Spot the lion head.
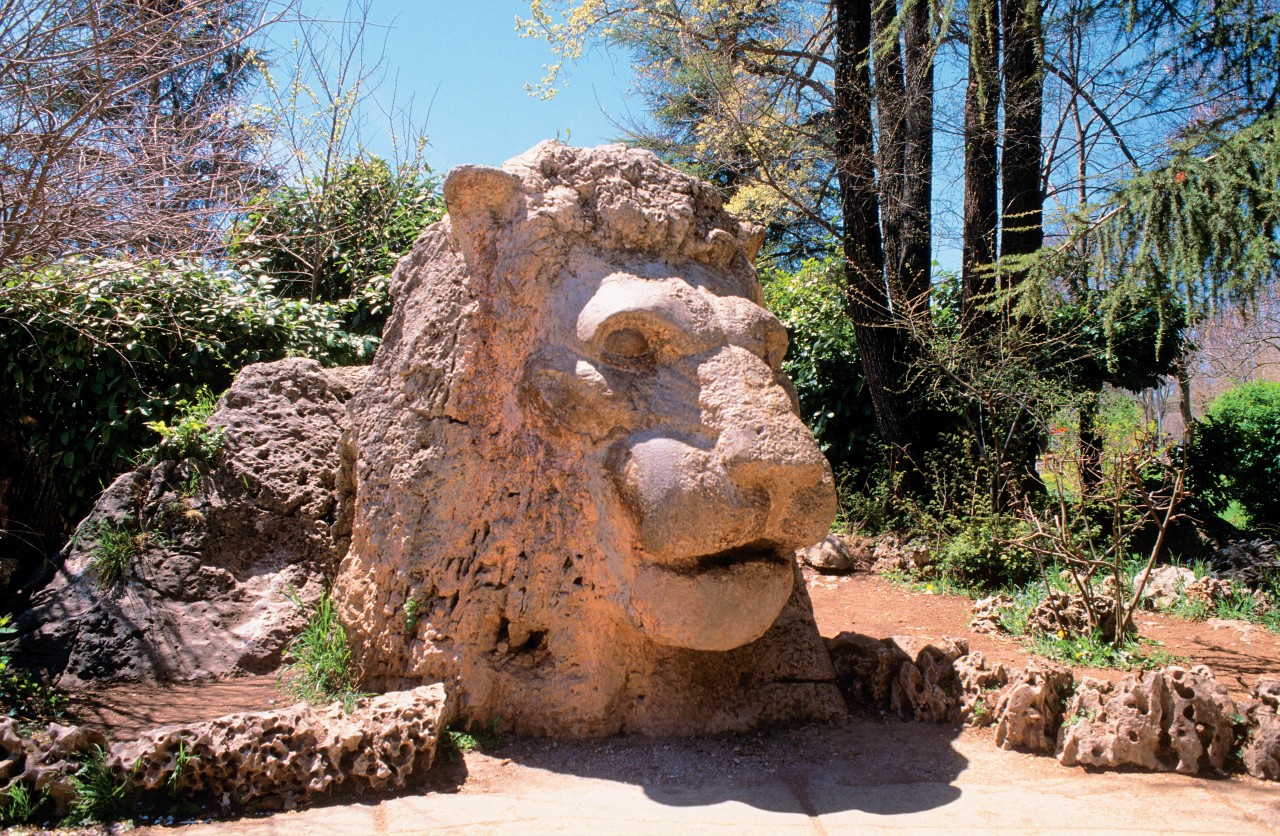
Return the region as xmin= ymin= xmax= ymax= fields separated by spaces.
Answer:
xmin=333 ymin=142 xmax=842 ymax=735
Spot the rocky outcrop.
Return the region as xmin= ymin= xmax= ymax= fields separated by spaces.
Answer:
xmin=0 ymin=719 xmax=106 ymax=813
xmin=969 ymin=594 xmax=1013 ymax=635
xmin=1140 ymin=565 xmax=1196 ymax=610
xmin=331 ymin=142 xmax=844 ymax=736
xmin=888 ymin=637 xmax=970 ymax=724
xmin=1058 ymin=666 xmax=1237 ymax=775
xmin=14 ymin=358 xmax=364 ymax=686
xmin=1240 ymin=678 xmax=1280 ymax=781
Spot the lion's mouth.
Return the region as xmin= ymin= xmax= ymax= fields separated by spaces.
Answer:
xmin=691 ymin=540 xmax=790 ymax=573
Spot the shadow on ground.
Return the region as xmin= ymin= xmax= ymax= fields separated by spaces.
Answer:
xmin=487 ymin=716 xmax=967 ymax=818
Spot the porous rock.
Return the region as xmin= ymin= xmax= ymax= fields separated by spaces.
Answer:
xmin=0 ymin=719 xmax=106 ymax=812
xmin=1140 ymin=565 xmax=1196 ymax=610
xmin=954 ymin=651 xmax=1008 ymax=726
xmin=110 ymin=684 xmax=446 ymax=811
xmin=15 ymin=358 xmax=364 ymax=685
xmin=1240 ymin=678 xmax=1280 ymax=781
xmin=994 ymin=660 xmax=1072 ymax=752
xmin=825 ymin=632 xmax=975 ymax=723
xmin=800 ymin=533 xmax=868 ymax=574
xmin=1025 ymin=589 xmax=1127 ymax=639
xmin=1058 ymin=666 xmax=1236 ymax=774
xmin=870 ymin=537 xmax=934 ymax=575
xmin=969 ymin=594 xmax=1014 ymax=634
xmin=332 ymin=142 xmax=844 ymax=736
xmin=889 ymin=636 xmax=969 ymax=723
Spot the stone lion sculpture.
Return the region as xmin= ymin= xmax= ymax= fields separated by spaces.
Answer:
xmin=333 ymin=142 xmax=845 ymax=736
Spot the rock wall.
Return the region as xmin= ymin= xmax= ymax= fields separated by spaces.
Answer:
xmin=14 ymin=358 xmax=364 ymax=685
xmin=332 ymin=141 xmax=844 ymax=736
xmin=0 ymin=685 xmax=446 ymax=816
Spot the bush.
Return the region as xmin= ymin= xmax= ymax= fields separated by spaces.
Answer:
xmin=1190 ymin=381 xmax=1280 ymax=529
xmin=937 ymin=516 xmax=1037 ymax=591
xmin=0 ymin=260 xmax=376 ymax=520
xmin=760 ymin=254 xmax=880 ymax=478
xmin=229 ymin=155 xmax=445 ymax=336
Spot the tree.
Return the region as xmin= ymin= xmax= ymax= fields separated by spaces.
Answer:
xmin=0 ymin=0 xmax=277 ymax=284
xmin=523 ymin=0 xmax=942 ymax=481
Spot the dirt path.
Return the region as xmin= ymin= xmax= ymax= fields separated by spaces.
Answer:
xmin=805 ymin=568 xmax=1280 ymax=698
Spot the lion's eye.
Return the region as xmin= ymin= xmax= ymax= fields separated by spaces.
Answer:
xmin=601 ymin=327 xmax=654 ymax=362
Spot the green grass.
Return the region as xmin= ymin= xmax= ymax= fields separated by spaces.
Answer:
xmin=0 ymin=782 xmax=49 ymax=827
xmin=66 ymin=746 xmax=135 ymax=826
xmin=1027 ymin=629 xmax=1182 ymax=671
xmin=403 ymin=597 xmax=423 ymax=633
xmin=280 ymin=589 xmax=363 ymax=711
xmin=87 ymin=519 xmax=143 ymax=588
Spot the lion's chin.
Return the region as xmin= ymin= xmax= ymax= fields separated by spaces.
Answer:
xmin=627 ymin=545 xmax=794 ymax=651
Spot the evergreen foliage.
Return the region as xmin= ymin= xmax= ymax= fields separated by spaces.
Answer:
xmin=0 ymin=260 xmax=374 ymax=518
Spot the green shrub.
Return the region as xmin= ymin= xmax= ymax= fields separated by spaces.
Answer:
xmin=229 ymin=155 xmax=445 ymax=336
xmin=280 ymin=589 xmax=360 ymax=710
xmin=1190 ymin=381 xmax=1280 ymax=529
xmin=937 ymin=516 xmax=1037 ymax=591
xmin=0 ymin=259 xmax=376 ymax=520
xmin=760 ymin=254 xmax=880 ymax=479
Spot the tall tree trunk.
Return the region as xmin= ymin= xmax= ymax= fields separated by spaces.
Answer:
xmin=962 ymin=0 xmax=1000 ymax=332
xmin=1002 ymin=0 xmax=1045 ymax=497
xmin=872 ymin=0 xmax=907 ymax=310
xmin=834 ymin=0 xmax=923 ymax=484
xmin=902 ymin=0 xmax=934 ymax=312
xmin=1000 ymin=0 xmax=1044 ymax=271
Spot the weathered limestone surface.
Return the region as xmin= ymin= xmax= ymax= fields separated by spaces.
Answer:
xmin=994 ymin=660 xmax=1071 ymax=752
xmin=15 ymin=358 xmax=363 ymax=685
xmin=1058 ymin=666 xmax=1237 ymax=774
xmin=332 ymin=141 xmax=844 ymax=736
xmin=0 ymin=719 xmax=106 ymax=812
xmin=0 ymin=686 xmax=446 ymax=815
xmin=1240 ymin=678 xmax=1280 ymax=781
xmin=113 ymin=684 xmax=446 ymax=811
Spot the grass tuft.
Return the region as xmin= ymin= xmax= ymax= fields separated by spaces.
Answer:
xmin=280 ymin=588 xmax=363 ymax=711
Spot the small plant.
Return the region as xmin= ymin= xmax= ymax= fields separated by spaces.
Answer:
xmin=403 ymin=597 xmax=423 ymax=633
xmin=144 ymin=387 xmax=226 ymax=465
xmin=67 ymin=745 xmax=135 ymax=825
xmin=441 ymin=720 xmax=503 ymax=760
xmin=0 ymin=782 xmax=49 ymax=826
xmin=87 ymin=519 xmax=146 ymax=588
xmin=1029 ymin=629 xmax=1180 ymax=671
xmin=280 ymin=588 xmax=362 ymax=710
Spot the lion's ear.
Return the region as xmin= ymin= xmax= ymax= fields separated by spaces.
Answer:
xmin=443 ymin=165 xmax=524 ymax=265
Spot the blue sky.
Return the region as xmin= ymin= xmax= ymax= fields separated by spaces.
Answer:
xmin=289 ymin=1 xmax=636 ymax=171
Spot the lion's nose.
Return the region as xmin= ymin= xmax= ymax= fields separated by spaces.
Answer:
xmin=717 ymin=400 xmax=836 ymax=550
xmin=719 ymin=419 xmax=829 ymax=493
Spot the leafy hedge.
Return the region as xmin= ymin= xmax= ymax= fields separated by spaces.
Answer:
xmin=1190 ymin=380 xmax=1280 ymax=529
xmin=0 ymin=260 xmax=375 ymax=520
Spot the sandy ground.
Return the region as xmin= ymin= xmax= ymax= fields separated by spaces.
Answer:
xmin=155 ymin=722 xmax=1280 ymax=835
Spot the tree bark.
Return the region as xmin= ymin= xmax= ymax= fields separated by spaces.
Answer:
xmin=872 ymin=0 xmax=907 ymax=308
xmin=1000 ymin=0 xmax=1044 ymax=270
xmin=962 ymin=0 xmax=1000 ymax=331
xmin=902 ymin=0 xmax=934 ymax=311
xmin=834 ymin=0 xmax=924 ymax=480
